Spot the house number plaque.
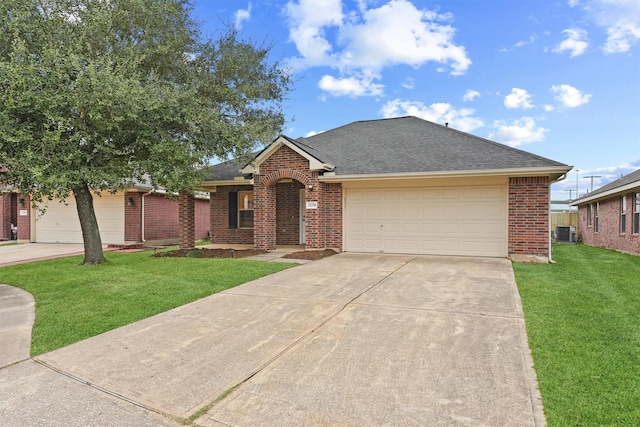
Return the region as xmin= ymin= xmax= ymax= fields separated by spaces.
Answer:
xmin=306 ymin=201 xmax=318 ymax=209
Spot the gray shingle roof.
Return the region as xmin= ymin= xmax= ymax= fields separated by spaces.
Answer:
xmin=573 ymin=169 xmax=640 ymax=203
xmin=206 ymin=116 xmax=569 ymax=181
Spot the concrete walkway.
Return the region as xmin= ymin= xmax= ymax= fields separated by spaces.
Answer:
xmin=0 ymin=253 xmax=545 ymax=426
xmin=0 ymin=285 xmax=34 ymax=368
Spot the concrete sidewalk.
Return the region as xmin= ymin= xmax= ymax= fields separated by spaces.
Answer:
xmin=0 ymin=253 xmax=545 ymax=426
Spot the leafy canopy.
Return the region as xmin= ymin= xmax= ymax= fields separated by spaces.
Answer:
xmin=0 ymin=0 xmax=292 ymax=201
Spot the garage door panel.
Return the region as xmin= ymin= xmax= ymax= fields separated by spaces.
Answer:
xmin=35 ymin=195 xmax=125 ymax=244
xmin=345 ymin=185 xmax=507 ymax=257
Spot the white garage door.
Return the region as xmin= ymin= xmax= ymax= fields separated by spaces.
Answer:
xmin=344 ymin=185 xmax=508 ymax=257
xmin=34 ymin=194 xmax=125 ymax=244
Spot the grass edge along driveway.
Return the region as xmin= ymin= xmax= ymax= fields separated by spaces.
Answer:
xmin=0 ymin=251 xmax=295 ymax=356
xmin=513 ymin=244 xmax=640 ymax=427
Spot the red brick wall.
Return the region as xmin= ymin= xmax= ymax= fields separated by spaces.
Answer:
xmin=178 ymin=193 xmax=195 ymax=249
xmin=144 ymin=194 xmax=179 ymax=240
xmin=124 ymin=192 xmax=210 ymax=243
xmin=508 ymin=176 xmax=550 ymax=258
xmin=322 ymin=182 xmax=343 ymax=250
xmin=15 ymin=195 xmax=30 ymax=241
xmin=124 ymin=192 xmax=142 ymax=241
xmin=209 ymin=185 xmax=254 ymax=244
xmin=1 ymin=193 xmax=10 ymax=240
xmin=577 ymin=192 xmax=640 ymax=254
xmin=210 ymin=145 xmax=345 ymax=251
xmin=255 ymin=145 xmax=314 ymax=250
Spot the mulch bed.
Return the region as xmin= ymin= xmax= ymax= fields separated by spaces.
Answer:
xmin=282 ymin=249 xmax=338 ymax=260
xmin=153 ymin=248 xmax=266 ymax=258
xmin=153 ymin=248 xmax=338 ymax=260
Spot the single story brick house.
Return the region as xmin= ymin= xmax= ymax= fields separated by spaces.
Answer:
xmin=570 ymin=169 xmax=640 ymax=254
xmin=203 ymin=116 xmax=572 ymax=262
xmin=1 ymin=184 xmax=210 ymax=245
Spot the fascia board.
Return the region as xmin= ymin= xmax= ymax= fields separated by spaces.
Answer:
xmin=319 ymin=166 xmax=573 ymax=183
xmin=200 ymin=179 xmax=253 ymax=191
xmin=570 ymin=181 xmax=640 ymax=206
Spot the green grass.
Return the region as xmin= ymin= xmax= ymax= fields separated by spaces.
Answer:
xmin=0 ymin=251 xmax=295 ymax=356
xmin=513 ymin=244 xmax=640 ymax=426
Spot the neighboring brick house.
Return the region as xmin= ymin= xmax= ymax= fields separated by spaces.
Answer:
xmin=203 ymin=116 xmax=572 ymax=262
xmin=570 ymin=169 xmax=640 ymax=255
xmin=0 ymin=183 xmax=210 ymax=244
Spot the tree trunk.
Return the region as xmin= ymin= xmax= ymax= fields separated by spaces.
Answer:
xmin=73 ymin=183 xmax=107 ymax=265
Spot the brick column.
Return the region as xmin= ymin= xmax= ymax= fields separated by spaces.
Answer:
xmin=304 ymin=173 xmax=321 ymax=249
xmin=1 ymin=193 xmax=9 ymax=240
xmin=179 ymin=192 xmax=195 ymax=249
xmin=254 ymin=177 xmax=277 ymax=250
xmin=124 ymin=192 xmax=142 ymax=242
xmin=16 ymin=195 xmax=30 ymax=241
xmin=508 ymin=176 xmax=549 ymax=261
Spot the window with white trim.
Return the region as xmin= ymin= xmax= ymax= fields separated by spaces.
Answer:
xmin=587 ymin=204 xmax=592 ymax=227
xmin=620 ymin=195 xmax=627 ymax=234
xmin=634 ymin=192 xmax=640 ymax=234
xmin=594 ymin=202 xmax=599 ymax=232
xmin=238 ymin=191 xmax=254 ymax=228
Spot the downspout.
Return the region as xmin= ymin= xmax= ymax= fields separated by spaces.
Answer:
xmin=548 ymin=173 xmax=569 ymax=263
xmin=140 ymin=190 xmax=153 ymax=242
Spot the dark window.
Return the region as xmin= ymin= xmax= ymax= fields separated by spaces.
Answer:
xmin=595 ymin=202 xmax=599 ymax=232
xmin=587 ymin=204 xmax=592 ymax=227
xmin=633 ymin=192 xmax=640 ymax=234
xmin=620 ymin=195 xmax=627 ymax=234
xmin=228 ymin=191 xmax=238 ymax=229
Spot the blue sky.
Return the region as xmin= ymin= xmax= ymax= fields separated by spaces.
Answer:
xmin=192 ymin=0 xmax=640 ymax=202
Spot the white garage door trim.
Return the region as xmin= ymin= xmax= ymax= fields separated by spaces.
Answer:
xmin=344 ymin=184 xmax=508 ymax=257
xmin=34 ymin=194 xmax=125 ymax=244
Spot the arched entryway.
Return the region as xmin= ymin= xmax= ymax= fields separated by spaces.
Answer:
xmin=254 ymin=168 xmax=319 ymax=250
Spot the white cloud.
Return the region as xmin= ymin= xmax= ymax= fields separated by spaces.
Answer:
xmin=488 ymin=117 xmax=547 ymax=147
xmin=380 ymin=99 xmax=484 ymax=133
xmin=285 ymin=0 xmax=344 ymax=67
xmin=553 ymin=28 xmax=589 ymax=57
xmin=462 ymin=89 xmax=480 ymax=102
xmin=402 ymin=77 xmax=415 ymax=89
xmin=544 ymin=104 xmax=555 ymax=112
xmin=582 ymin=0 xmax=640 ymax=53
xmin=285 ymin=0 xmax=471 ymax=97
xmin=318 ymin=74 xmax=384 ymax=97
xmin=550 ymin=84 xmax=591 ymax=108
xmin=515 ymin=34 xmax=538 ymax=48
xmin=504 ymin=88 xmax=534 ymax=109
xmin=235 ymin=3 xmax=252 ymax=30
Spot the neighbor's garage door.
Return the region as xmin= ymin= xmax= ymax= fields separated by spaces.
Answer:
xmin=344 ymin=185 xmax=507 ymax=257
xmin=34 ymin=194 xmax=125 ymax=244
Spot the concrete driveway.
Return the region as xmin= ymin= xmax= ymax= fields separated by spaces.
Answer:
xmin=0 ymin=243 xmax=86 ymax=267
xmin=0 ymin=253 xmax=544 ymax=426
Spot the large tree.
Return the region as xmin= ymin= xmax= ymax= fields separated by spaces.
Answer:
xmin=0 ymin=0 xmax=291 ymax=264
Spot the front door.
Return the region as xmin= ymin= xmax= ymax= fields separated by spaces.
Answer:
xmin=299 ymin=188 xmax=306 ymax=244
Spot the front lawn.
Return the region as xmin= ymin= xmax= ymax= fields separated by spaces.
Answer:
xmin=513 ymin=244 xmax=640 ymax=426
xmin=0 ymin=251 xmax=295 ymax=356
